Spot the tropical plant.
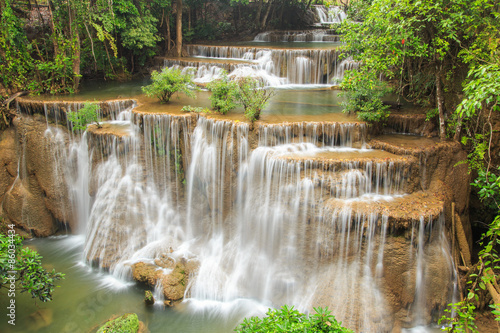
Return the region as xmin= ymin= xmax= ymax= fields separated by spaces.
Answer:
xmin=207 ymin=71 xmax=240 ymax=114
xmin=67 ymin=102 xmax=102 ymax=131
xmin=340 ymin=69 xmax=391 ymax=123
xmin=236 ymin=77 xmax=274 ymax=122
xmin=235 ymin=305 xmax=353 ymax=333
xmin=340 ymin=0 xmax=499 ymax=139
xmin=142 ymin=67 xmax=197 ymax=103
xmin=0 ymin=229 xmax=65 ymax=303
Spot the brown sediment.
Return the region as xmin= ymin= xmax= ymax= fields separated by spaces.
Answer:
xmin=324 ymin=191 xmax=444 ymax=227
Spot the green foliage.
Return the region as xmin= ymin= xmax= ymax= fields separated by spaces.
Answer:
xmin=471 ymin=167 xmax=500 ymax=210
xmin=118 ymin=9 xmax=159 ymax=55
xmin=97 ymin=313 xmax=139 ymax=333
xmin=67 ymin=102 xmax=102 ymax=131
xmin=207 ymin=71 xmax=240 ymax=114
xmin=425 ymin=108 xmax=439 ymax=122
xmin=235 ymin=305 xmax=353 ymax=333
xmin=0 ymin=231 xmax=65 ymax=303
xmin=142 ymin=68 xmax=197 ymax=103
xmin=456 ymin=65 xmax=500 ymax=123
xmin=236 ymin=77 xmax=274 ymax=122
xmin=181 ymin=105 xmax=210 ymax=113
xmin=0 ymin=0 xmax=34 ymax=92
xmin=439 ymin=301 xmax=478 ymax=332
xmin=340 ymin=69 xmax=391 ymax=123
xmin=340 ymin=0 xmax=500 ymax=137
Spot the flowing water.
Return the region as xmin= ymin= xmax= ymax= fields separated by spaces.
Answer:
xmin=3 ymin=20 xmax=457 ymax=332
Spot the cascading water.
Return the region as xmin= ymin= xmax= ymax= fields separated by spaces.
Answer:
xmin=10 ymin=93 xmax=461 ymax=332
xmin=8 ymin=8 xmax=461 ymax=326
xmin=314 ymin=5 xmax=347 ymax=25
xmin=165 ymin=44 xmax=344 ymax=87
xmin=253 ymin=30 xmax=341 ymax=43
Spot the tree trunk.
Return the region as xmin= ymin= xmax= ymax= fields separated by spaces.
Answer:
xmin=72 ymin=31 xmax=81 ymax=91
xmin=261 ymin=0 xmax=273 ymax=30
xmin=166 ymin=14 xmax=171 ymax=51
xmin=255 ymin=0 xmax=264 ymax=29
xmin=47 ymin=1 xmax=59 ymax=57
xmin=69 ymin=4 xmax=80 ymax=91
xmin=176 ymin=0 xmax=182 ymax=58
xmin=436 ymin=64 xmax=446 ymax=140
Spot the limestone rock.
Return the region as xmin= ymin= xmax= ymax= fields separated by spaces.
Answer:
xmin=28 ymin=309 xmax=53 ymax=331
xmin=132 ymin=256 xmax=193 ymax=303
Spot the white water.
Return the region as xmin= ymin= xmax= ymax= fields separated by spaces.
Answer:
xmin=253 ymin=30 xmax=340 ymax=43
xmin=168 ymin=45 xmax=343 ymax=86
xmin=29 ymin=103 xmax=453 ymax=331
xmin=314 ymin=5 xmax=347 ymax=25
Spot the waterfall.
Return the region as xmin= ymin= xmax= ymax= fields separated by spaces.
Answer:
xmin=14 ymin=89 xmax=458 ymax=331
xmin=253 ymin=30 xmax=340 ymax=43
xmin=314 ymin=5 xmax=347 ymax=25
xmin=177 ymin=45 xmax=342 ymax=86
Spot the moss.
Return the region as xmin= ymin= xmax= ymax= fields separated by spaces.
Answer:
xmin=144 ymin=290 xmax=155 ymax=305
xmin=97 ymin=313 xmax=139 ymax=333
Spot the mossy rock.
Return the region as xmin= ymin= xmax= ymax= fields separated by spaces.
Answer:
xmin=97 ymin=313 xmax=139 ymax=333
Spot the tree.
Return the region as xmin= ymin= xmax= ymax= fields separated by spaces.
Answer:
xmin=340 ymin=69 xmax=391 ymax=123
xmin=176 ymin=0 xmax=183 ymax=57
xmin=207 ymin=70 xmax=240 ymax=114
xmin=67 ymin=102 xmax=102 ymax=131
xmin=0 ymin=227 xmax=65 ymax=303
xmin=236 ymin=77 xmax=273 ymax=122
xmin=235 ymin=305 xmax=353 ymax=333
xmin=340 ymin=0 xmax=489 ymax=139
xmin=142 ymin=67 xmax=197 ymax=103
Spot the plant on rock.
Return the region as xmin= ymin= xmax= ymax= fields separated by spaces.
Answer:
xmin=235 ymin=305 xmax=353 ymax=333
xmin=67 ymin=102 xmax=102 ymax=131
xmin=236 ymin=77 xmax=274 ymax=122
xmin=340 ymin=69 xmax=391 ymax=123
xmin=207 ymin=71 xmax=240 ymax=114
xmin=142 ymin=67 xmax=197 ymax=103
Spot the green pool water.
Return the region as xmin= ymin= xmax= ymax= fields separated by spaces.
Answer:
xmin=0 ymin=236 xmax=264 ymax=333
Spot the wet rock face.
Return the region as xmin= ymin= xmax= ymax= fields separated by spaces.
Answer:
xmin=0 ymin=116 xmax=73 ymax=235
xmin=0 ymin=128 xmax=17 ymax=205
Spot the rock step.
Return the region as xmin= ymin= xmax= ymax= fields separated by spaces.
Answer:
xmin=322 ymin=190 xmax=444 ymax=229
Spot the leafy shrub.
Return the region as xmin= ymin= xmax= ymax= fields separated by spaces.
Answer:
xmin=235 ymin=305 xmax=353 ymax=333
xmin=67 ymin=102 xmax=101 ymax=131
xmin=181 ymin=105 xmax=210 ymax=113
xmin=439 ymin=301 xmax=479 ymax=332
xmin=97 ymin=313 xmax=139 ymax=333
xmin=207 ymin=71 xmax=240 ymax=114
xmin=340 ymin=69 xmax=391 ymax=123
xmin=236 ymin=77 xmax=274 ymax=122
xmin=0 ymin=230 xmax=65 ymax=302
xmin=142 ymin=67 xmax=197 ymax=103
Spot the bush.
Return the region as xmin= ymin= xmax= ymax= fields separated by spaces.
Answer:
xmin=235 ymin=305 xmax=353 ymax=333
xmin=340 ymin=69 xmax=391 ymax=123
xmin=207 ymin=71 xmax=240 ymax=114
xmin=236 ymin=77 xmax=274 ymax=122
xmin=67 ymin=102 xmax=101 ymax=131
xmin=181 ymin=105 xmax=210 ymax=113
xmin=142 ymin=67 xmax=197 ymax=103
xmin=0 ymin=228 xmax=65 ymax=303
xmin=97 ymin=313 xmax=139 ymax=333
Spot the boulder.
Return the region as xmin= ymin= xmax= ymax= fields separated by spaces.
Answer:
xmin=96 ymin=313 xmax=140 ymax=333
xmin=132 ymin=255 xmax=193 ymax=304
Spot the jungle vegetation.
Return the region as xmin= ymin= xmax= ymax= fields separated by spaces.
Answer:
xmin=1 ymin=0 xmax=500 ymax=328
